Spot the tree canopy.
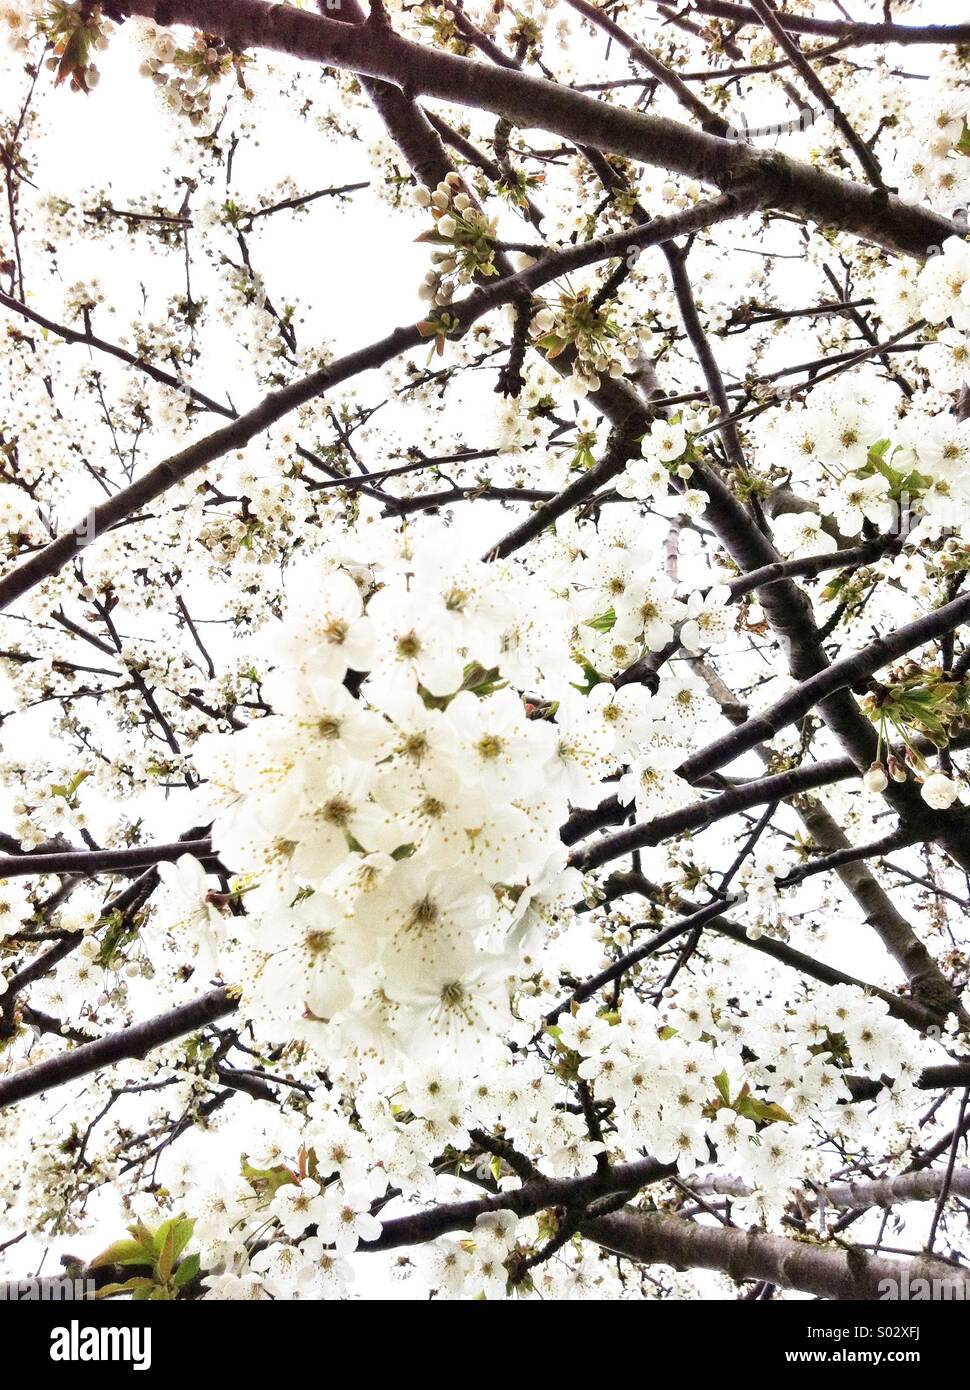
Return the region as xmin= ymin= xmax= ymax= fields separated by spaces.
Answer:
xmin=1 ymin=0 xmax=970 ymax=1303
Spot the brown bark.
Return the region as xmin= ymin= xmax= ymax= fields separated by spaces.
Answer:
xmin=116 ymin=0 xmax=958 ymax=256
xmin=584 ymin=1208 xmax=970 ymax=1299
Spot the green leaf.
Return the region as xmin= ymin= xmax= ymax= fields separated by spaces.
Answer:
xmin=584 ymin=608 xmax=617 ymax=634
xmin=50 ymin=769 xmax=92 ymax=803
xmin=125 ymin=1219 xmax=161 ymax=1263
xmin=53 ymin=27 xmax=92 ymax=91
xmin=536 ymin=333 xmax=567 ymax=358
xmin=820 ymin=572 xmax=849 ymax=603
xmin=570 ymin=658 xmax=606 ymax=695
xmin=459 ymin=661 xmax=506 ymax=698
xmin=152 ymin=1217 xmax=177 ymax=1255
xmin=96 ymin=1277 xmax=156 ymax=1299
xmin=172 ymin=1217 xmax=195 ymax=1262
xmin=95 ymin=909 xmax=137 ymax=969
xmin=714 ymin=1069 xmax=731 ymax=1105
xmin=736 ymin=1095 xmax=794 ymax=1125
xmin=173 ymin=1253 xmax=201 ymax=1290
xmin=156 ymin=1227 xmax=176 ymax=1284
xmin=241 ymin=1155 xmax=297 ymax=1197
xmin=957 ymin=123 xmax=970 ymax=156
xmin=89 ymin=1239 xmax=154 ymax=1270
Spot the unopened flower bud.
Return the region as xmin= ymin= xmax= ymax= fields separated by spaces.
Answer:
xmin=863 ymin=762 xmax=888 ymax=793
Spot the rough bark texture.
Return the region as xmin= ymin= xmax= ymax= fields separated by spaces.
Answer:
xmin=584 ymin=1208 xmax=970 ymax=1299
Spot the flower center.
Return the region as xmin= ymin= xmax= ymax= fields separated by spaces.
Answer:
xmin=322 ymin=796 xmax=352 ymax=827
xmin=306 ymin=930 xmax=334 ymax=960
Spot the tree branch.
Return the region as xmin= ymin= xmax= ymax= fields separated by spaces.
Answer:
xmin=0 ymin=989 xmax=238 ymax=1110
xmin=114 ymin=0 xmax=959 ymax=256
xmin=583 ymin=1207 xmax=970 ymax=1299
xmin=677 ymin=588 xmax=970 ymax=783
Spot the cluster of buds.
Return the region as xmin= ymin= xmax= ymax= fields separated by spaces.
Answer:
xmin=865 ymin=756 xmax=961 ymax=809
xmin=414 ymin=174 xmax=497 ymax=306
xmin=935 ymin=536 xmax=970 ymax=576
xmin=411 ymin=3 xmax=463 ymax=52
xmin=495 ymin=163 xmax=544 ymax=212
xmin=530 ymin=290 xmax=646 ymax=396
xmin=862 ymin=756 xmax=907 ymax=794
xmin=138 ymin=24 xmax=250 ymax=128
xmin=862 ymin=663 xmax=969 ymax=748
xmin=862 ymin=663 xmax=968 ymax=806
xmin=64 ymin=276 xmax=106 ymax=320
xmin=415 ymin=307 xmax=462 ymax=356
xmin=36 ymin=1 xmax=113 ymax=92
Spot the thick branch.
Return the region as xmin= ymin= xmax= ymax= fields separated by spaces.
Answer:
xmin=0 ymin=839 xmax=214 ymax=879
xmin=583 ymin=1208 xmax=970 ymax=1299
xmin=0 ymin=989 xmax=237 ymax=1109
xmin=362 ymin=1156 xmax=674 ymax=1251
xmin=678 ymin=588 xmax=970 ymax=783
xmin=822 ymin=1169 xmax=970 ymax=1211
xmin=643 ymin=2 xmax=970 ymax=47
xmin=566 ymin=757 xmax=859 ymax=862
xmin=115 ymin=0 xmax=958 ymax=256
